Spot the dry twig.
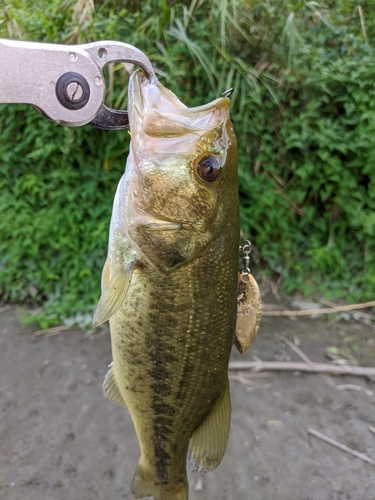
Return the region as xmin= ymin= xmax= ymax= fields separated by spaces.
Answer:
xmin=234 ymin=333 xmax=375 ymax=384
xmin=316 ymin=297 xmax=374 ymax=321
xmin=307 ymin=428 xmax=375 ymax=467
xmin=262 ymin=300 xmax=375 ymax=317
xmin=0 ymin=305 xmax=11 ymax=313
xmin=272 ymin=334 xmax=373 ymax=391
xmin=228 ymin=360 xmax=375 ymax=377
xmin=335 ymin=384 xmax=373 ymax=397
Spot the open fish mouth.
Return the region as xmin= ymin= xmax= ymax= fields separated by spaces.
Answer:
xmin=129 ymin=70 xmax=231 ymax=153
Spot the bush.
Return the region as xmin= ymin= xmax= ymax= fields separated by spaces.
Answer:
xmin=0 ymin=0 xmax=374 ymax=326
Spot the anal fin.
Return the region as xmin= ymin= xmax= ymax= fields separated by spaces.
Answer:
xmin=102 ymin=363 xmax=127 ymax=408
xmin=188 ymin=379 xmax=231 ymax=473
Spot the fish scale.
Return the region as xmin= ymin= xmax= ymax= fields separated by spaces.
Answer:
xmin=110 ymin=234 xmax=238 ymax=491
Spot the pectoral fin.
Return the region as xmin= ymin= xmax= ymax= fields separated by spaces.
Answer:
xmin=102 ymin=363 xmax=127 ymax=408
xmin=235 ymin=273 xmax=262 ymax=354
xmin=101 ymin=257 xmax=111 ymax=291
xmin=93 ymin=260 xmax=135 ymax=327
xmin=188 ymin=380 xmax=231 ymax=473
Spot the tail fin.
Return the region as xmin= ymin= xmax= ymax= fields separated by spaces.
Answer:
xmin=131 ymin=464 xmax=188 ymax=500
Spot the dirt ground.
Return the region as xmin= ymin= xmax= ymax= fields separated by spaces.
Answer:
xmin=1 ymin=304 xmax=375 ymax=500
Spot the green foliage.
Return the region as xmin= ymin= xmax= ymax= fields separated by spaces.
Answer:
xmin=0 ymin=103 xmax=127 ymax=326
xmin=1 ymin=0 xmax=375 ymax=326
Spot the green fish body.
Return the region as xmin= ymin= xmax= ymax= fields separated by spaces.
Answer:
xmin=94 ymin=71 xmax=239 ymax=500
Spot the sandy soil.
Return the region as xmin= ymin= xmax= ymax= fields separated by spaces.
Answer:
xmin=1 ymin=305 xmax=375 ymax=500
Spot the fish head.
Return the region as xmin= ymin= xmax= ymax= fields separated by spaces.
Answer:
xmin=118 ymin=70 xmax=238 ymax=272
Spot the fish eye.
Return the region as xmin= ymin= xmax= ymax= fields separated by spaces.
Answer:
xmin=197 ymin=156 xmax=221 ymax=182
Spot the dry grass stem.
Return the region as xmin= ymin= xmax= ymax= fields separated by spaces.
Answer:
xmin=33 ymin=325 xmax=68 ymax=337
xmin=229 ymin=374 xmax=271 ymax=391
xmin=274 ymin=333 xmax=313 ymax=365
xmin=0 ymin=305 xmax=11 ymax=313
xmin=320 ymin=374 xmax=336 ymax=387
xmin=307 ymin=428 xmax=375 ymax=466
xmin=358 ymin=6 xmax=369 ymax=45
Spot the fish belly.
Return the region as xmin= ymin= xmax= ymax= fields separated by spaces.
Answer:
xmin=109 ymin=232 xmax=238 ymax=492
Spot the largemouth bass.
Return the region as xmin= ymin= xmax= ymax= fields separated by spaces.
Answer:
xmin=94 ymin=70 xmax=240 ymax=500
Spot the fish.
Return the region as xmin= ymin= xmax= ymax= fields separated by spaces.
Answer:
xmin=93 ymin=70 xmax=242 ymax=500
